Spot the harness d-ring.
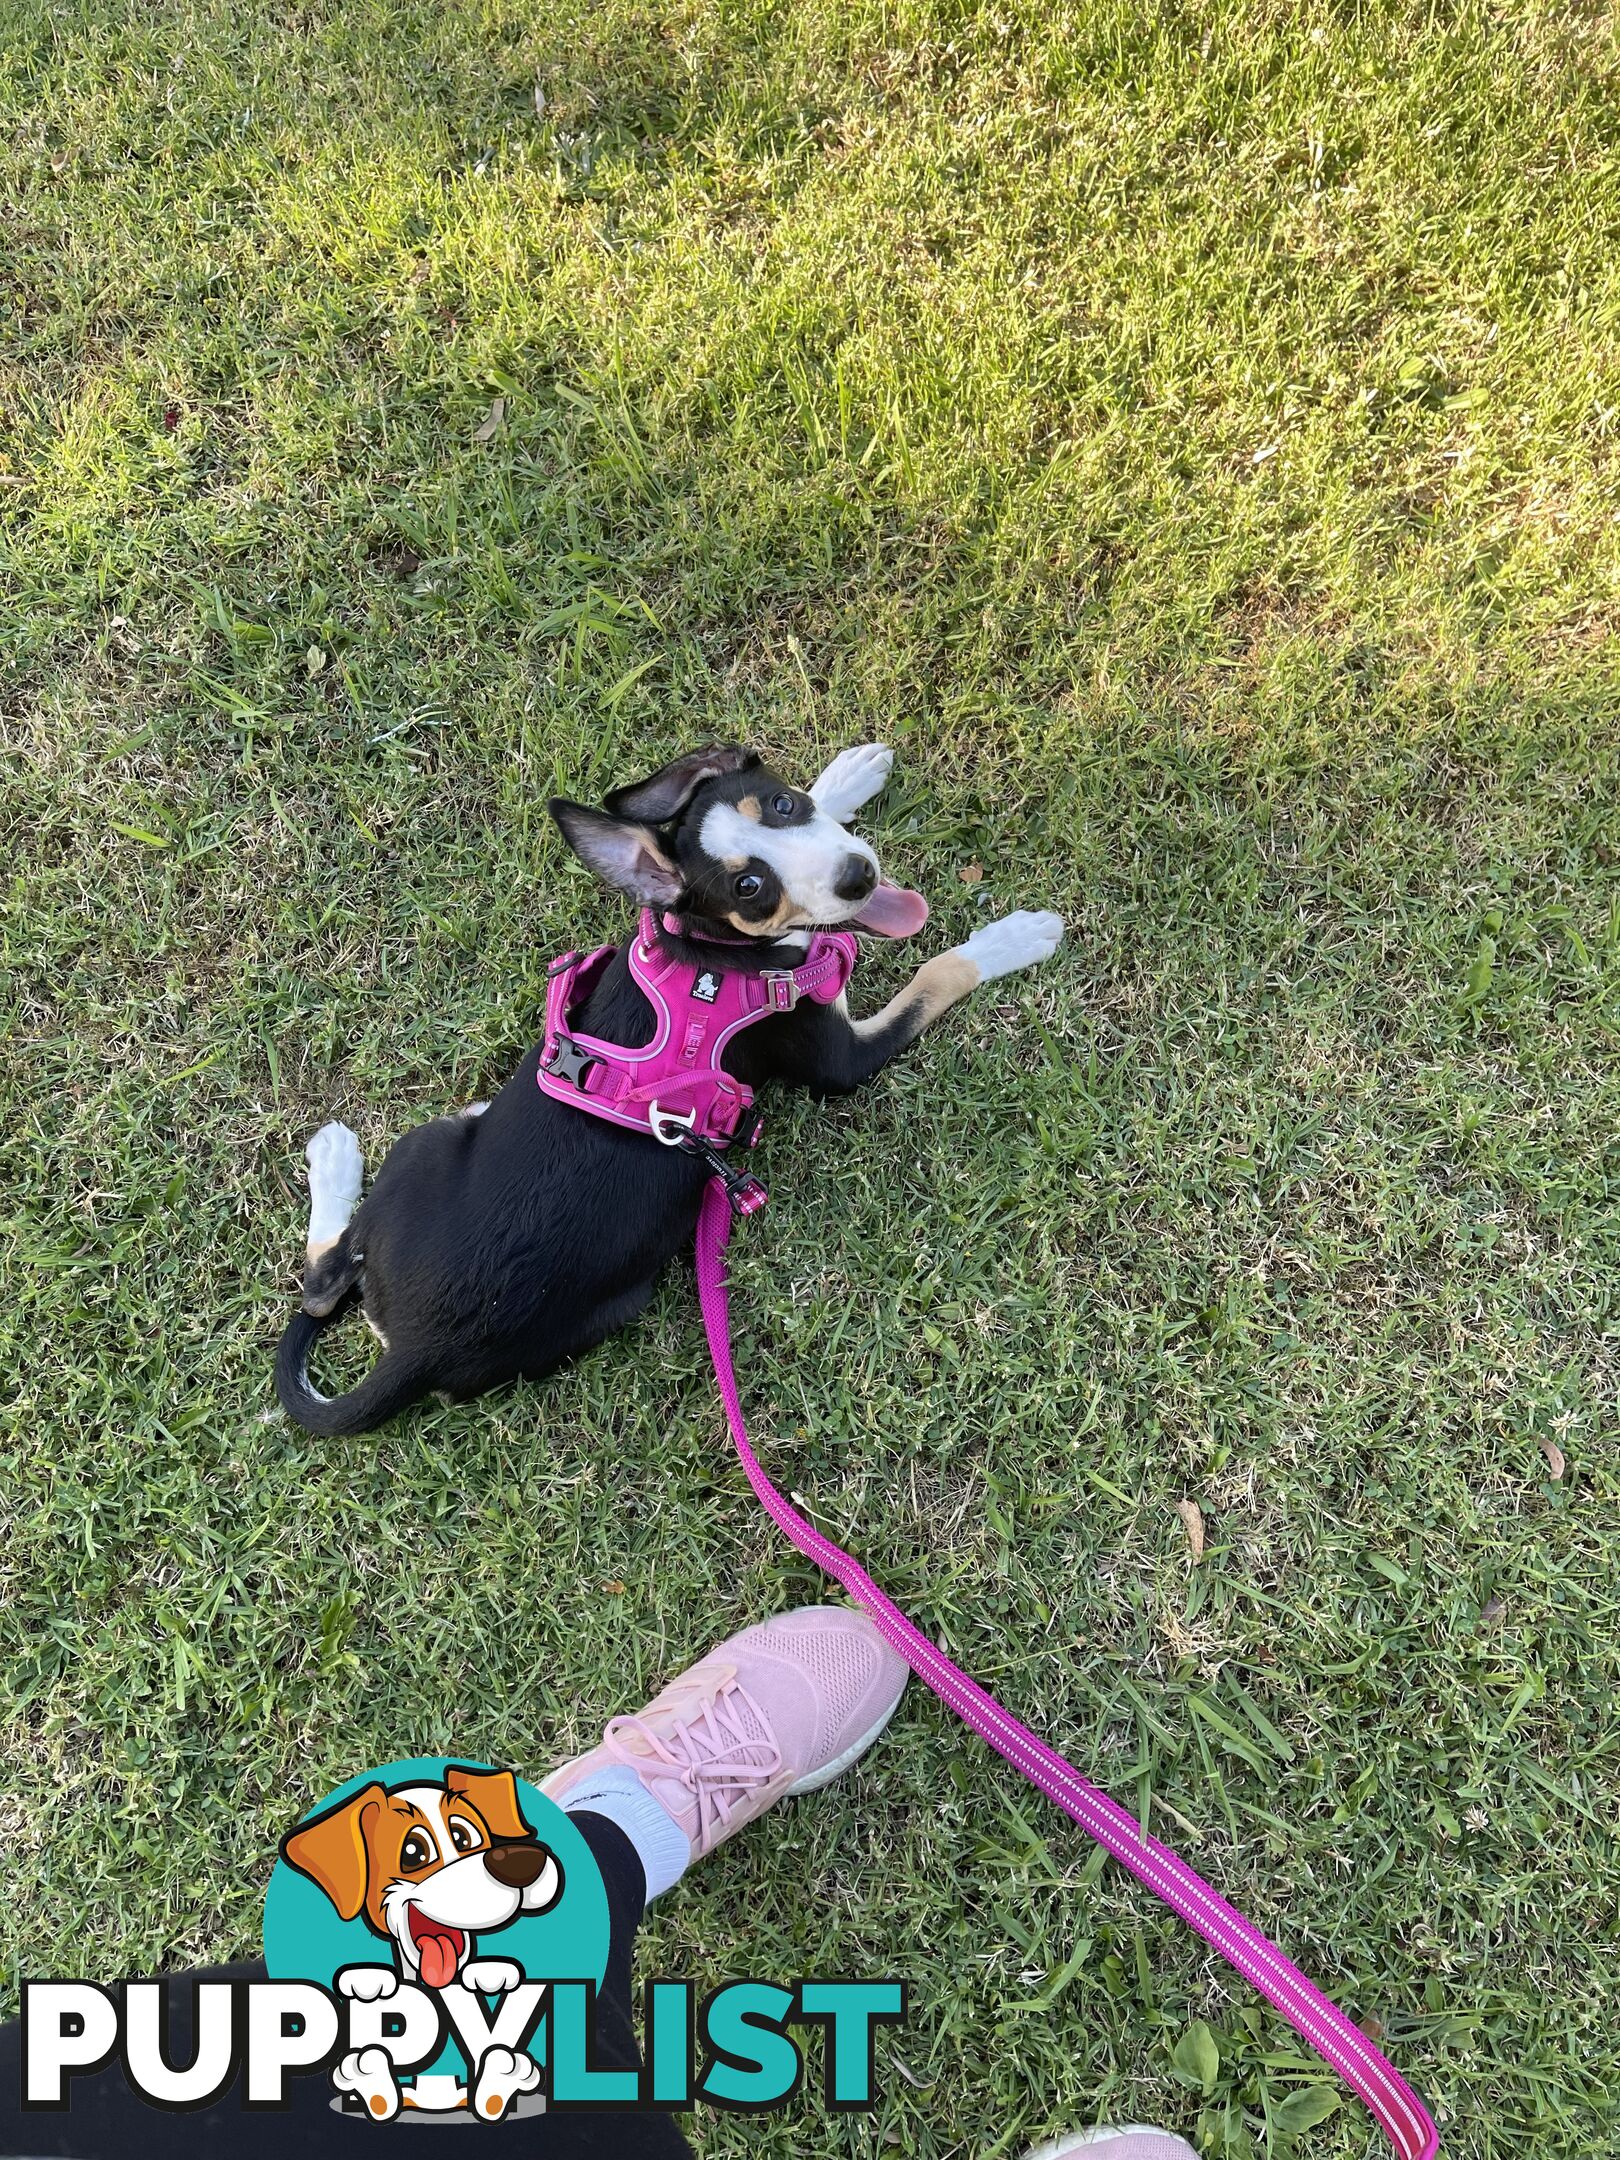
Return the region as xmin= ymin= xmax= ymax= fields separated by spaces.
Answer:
xmin=649 ymin=1101 xmax=698 ymax=1146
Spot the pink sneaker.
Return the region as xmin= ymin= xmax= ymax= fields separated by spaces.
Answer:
xmin=543 ymin=1606 xmax=908 ymax=1872
xmin=1023 ymin=2134 xmax=1199 ymax=2160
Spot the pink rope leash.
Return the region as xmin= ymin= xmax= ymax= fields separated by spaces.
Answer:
xmin=694 ymin=1180 xmax=1438 ymax=2158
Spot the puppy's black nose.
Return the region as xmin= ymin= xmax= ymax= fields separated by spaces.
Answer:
xmin=485 ymin=1840 xmax=549 ymax=1889
xmin=834 ymin=854 xmax=877 ymax=902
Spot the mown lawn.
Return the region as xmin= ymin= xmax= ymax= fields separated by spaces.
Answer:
xmin=3 ymin=0 xmax=1618 ymax=2153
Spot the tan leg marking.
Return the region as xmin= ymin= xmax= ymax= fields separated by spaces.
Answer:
xmin=851 ymin=950 xmax=979 ymax=1040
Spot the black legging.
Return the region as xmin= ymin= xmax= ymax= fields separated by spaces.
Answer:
xmin=0 ymin=1815 xmax=692 ymax=2158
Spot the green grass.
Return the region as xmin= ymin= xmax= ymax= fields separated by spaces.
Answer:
xmin=3 ymin=0 xmax=1619 ymax=2152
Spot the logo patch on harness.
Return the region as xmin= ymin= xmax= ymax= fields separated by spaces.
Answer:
xmin=692 ymin=970 xmax=721 ymax=1004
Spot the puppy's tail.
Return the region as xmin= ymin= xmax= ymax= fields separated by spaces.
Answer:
xmin=274 ymin=1309 xmax=429 ymax=1436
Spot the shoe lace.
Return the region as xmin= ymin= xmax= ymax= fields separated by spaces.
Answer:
xmin=600 ymin=1672 xmax=783 ymax=1843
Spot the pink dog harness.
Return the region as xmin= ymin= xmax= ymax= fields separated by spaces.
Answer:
xmin=539 ymin=909 xmax=856 ymax=1191
xmin=541 ymin=913 xmax=1439 ymax=2158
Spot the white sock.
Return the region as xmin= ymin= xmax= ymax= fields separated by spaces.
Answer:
xmin=561 ymin=1766 xmax=691 ymax=1901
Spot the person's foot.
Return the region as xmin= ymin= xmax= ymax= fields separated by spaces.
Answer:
xmin=542 ymin=1606 xmax=909 ymax=1897
xmin=1022 ymin=2133 xmax=1199 ymax=2160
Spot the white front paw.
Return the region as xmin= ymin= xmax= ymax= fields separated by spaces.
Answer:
xmin=333 ymin=2044 xmax=402 ymax=2120
xmin=337 ymin=1964 xmax=399 ymax=2003
xmin=810 ymin=743 xmax=893 ymax=823
xmin=959 ymin=909 xmax=1065 ymax=983
xmin=461 ymin=1958 xmax=523 ymax=1994
xmin=473 ymin=2043 xmax=542 ymax=2121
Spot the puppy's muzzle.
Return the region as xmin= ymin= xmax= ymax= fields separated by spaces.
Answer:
xmin=484 ymin=1839 xmax=552 ymax=1890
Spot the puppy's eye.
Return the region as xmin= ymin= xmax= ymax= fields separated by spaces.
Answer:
xmin=449 ymin=1820 xmax=479 ymax=1853
xmin=401 ymin=1832 xmax=434 ymax=1870
xmin=733 ymin=873 xmax=763 ymax=899
xmin=771 ymin=793 xmax=795 ymax=817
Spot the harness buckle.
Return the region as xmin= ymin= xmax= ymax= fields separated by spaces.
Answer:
xmin=542 ymin=1034 xmax=598 ymax=1088
xmin=761 ymin=970 xmax=800 ymax=1013
xmin=649 ymin=1100 xmax=699 ymax=1146
xmin=734 ymin=1101 xmax=766 ymax=1151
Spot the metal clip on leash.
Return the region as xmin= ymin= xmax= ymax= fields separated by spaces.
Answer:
xmin=680 ymin=1105 xmax=769 ymax=1217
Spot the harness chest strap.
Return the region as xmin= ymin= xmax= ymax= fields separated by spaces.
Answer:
xmin=692 ymin=1182 xmax=1440 ymax=2160
xmin=538 ymin=909 xmax=857 ymax=1150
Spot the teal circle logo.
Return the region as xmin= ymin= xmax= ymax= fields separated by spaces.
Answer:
xmin=263 ymin=1757 xmax=609 ymax=2120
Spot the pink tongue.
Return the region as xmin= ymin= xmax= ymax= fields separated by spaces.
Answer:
xmin=850 ymin=882 xmax=929 ymax=937
xmin=418 ymin=1929 xmax=459 ymax=1989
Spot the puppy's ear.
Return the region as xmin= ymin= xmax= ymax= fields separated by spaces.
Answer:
xmin=602 ymin=744 xmax=755 ymax=824
xmin=281 ymin=1784 xmax=384 ymax=1923
xmin=444 ymin=1765 xmax=532 ymax=1844
xmin=549 ymin=800 xmax=684 ymax=907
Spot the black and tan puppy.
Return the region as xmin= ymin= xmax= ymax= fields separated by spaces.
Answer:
xmin=275 ymin=743 xmax=1062 ymax=1433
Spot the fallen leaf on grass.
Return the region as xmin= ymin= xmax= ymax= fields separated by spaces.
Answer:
xmin=1174 ymin=1498 xmax=1206 ymax=1561
xmin=958 ymin=862 xmax=983 ymax=883
xmin=472 ymin=396 xmax=506 ymax=442
xmin=1540 ymin=1437 xmax=1565 ymax=1480
xmin=601 ymin=1579 xmax=626 ymax=1596
xmin=371 ymin=543 xmax=422 ymax=579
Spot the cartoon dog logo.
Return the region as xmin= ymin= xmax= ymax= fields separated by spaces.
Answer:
xmin=281 ymin=1764 xmax=564 ymax=2119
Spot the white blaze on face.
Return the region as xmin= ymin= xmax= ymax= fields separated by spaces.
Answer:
xmin=699 ymin=801 xmax=879 ymax=926
xmin=380 ymin=1786 xmax=526 ymax=1988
